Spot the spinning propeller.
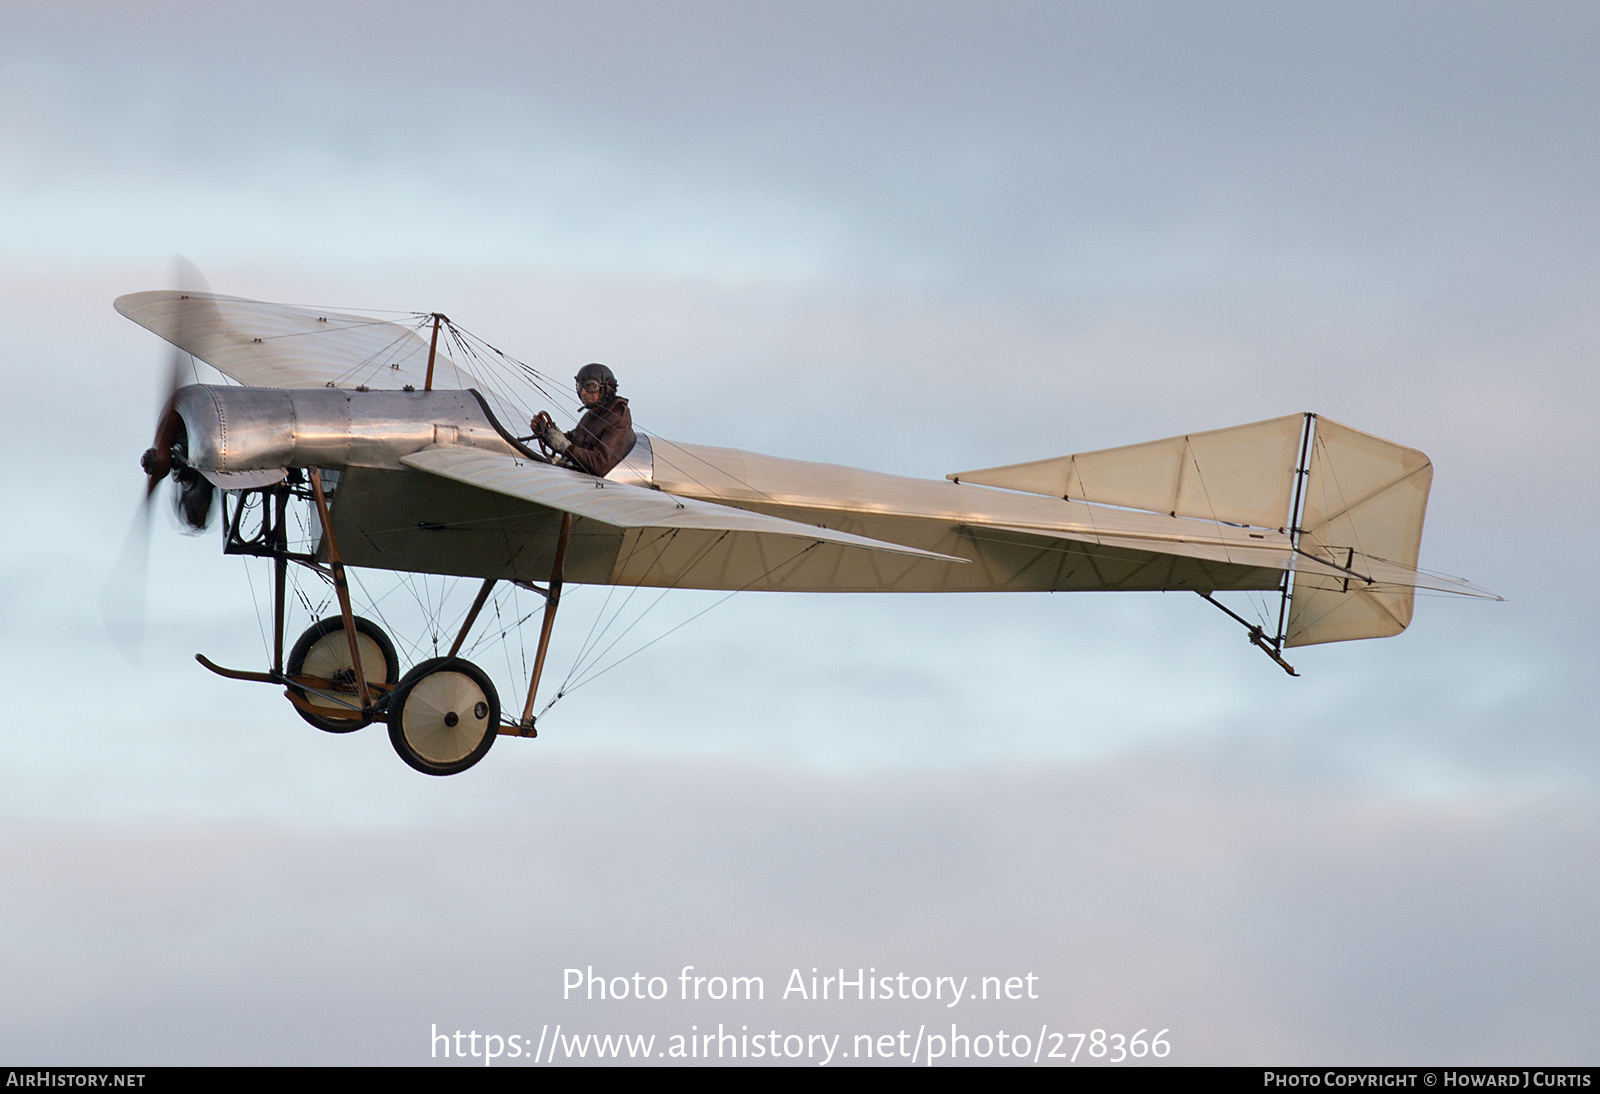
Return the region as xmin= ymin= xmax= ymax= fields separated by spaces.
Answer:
xmin=102 ymin=258 xmax=217 ymax=662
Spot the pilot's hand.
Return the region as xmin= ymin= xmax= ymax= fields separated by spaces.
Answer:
xmin=529 ymin=412 xmax=567 ymax=455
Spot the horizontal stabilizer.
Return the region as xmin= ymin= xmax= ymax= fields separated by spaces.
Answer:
xmin=972 ymin=522 xmax=1339 ymax=582
xmin=1309 ymin=552 xmax=1500 ymax=600
xmin=965 ymin=522 xmax=1499 ymax=601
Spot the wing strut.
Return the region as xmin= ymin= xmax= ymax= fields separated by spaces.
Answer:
xmin=512 ymin=511 xmax=573 ymax=737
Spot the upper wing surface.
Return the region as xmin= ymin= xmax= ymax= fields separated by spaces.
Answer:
xmin=114 ymin=290 xmax=487 ymax=393
xmin=400 ymin=447 xmax=967 ymax=564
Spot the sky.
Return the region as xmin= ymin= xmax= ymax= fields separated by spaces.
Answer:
xmin=0 ymin=0 xmax=1596 ymax=1066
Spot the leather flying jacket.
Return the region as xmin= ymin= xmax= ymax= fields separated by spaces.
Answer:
xmin=562 ymin=396 xmax=636 ymax=477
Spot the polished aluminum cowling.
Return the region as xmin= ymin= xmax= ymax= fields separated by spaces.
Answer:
xmin=170 ymin=385 xmax=522 ymax=473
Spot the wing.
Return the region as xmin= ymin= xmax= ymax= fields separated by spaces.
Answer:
xmin=114 ymin=290 xmax=486 ymax=393
xmin=396 ymin=447 xmax=965 ymax=589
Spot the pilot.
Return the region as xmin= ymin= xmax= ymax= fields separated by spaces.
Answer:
xmin=535 ymin=363 xmax=637 ymax=478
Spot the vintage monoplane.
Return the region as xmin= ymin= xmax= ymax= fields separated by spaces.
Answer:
xmin=115 ymin=289 xmax=1497 ymax=776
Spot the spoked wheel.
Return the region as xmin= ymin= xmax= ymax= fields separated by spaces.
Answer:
xmin=387 ymin=657 xmax=500 ymax=776
xmin=285 ymin=616 xmax=400 ymax=733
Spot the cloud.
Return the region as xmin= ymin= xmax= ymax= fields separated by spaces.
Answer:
xmin=0 ymin=2 xmax=1595 ymax=1064
xmin=1 ymin=753 xmax=1593 ymax=1064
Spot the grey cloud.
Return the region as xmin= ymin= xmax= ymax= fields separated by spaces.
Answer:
xmin=0 ymin=2 xmax=1592 ymax=1064
xmin=1 ymin=755 xmax=1594 ymax=1064
xmin=7 ymin=3 xmax=1600 ymax=289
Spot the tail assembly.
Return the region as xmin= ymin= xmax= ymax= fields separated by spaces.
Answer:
xmin=949 ymin=413 xmax=1499 ymax=669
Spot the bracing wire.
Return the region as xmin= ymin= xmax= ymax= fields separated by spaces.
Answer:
xmin=240 ymin=551 xmax=271 ymax=661
xmin=539 ymin=540 xmax=826 ymax=716
xmin=550 ymin=527 xmax=737 ymax=699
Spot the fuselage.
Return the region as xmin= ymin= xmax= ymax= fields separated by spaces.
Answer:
xmin=171 ymin=383 xmax=1287 ymax=596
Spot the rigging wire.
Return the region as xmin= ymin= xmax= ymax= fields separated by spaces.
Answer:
xmin=240 ymin=550 xmax=271 ymax=662
xmin=436 ymin=312 xmax=794 ymax=518
xmin=556 ymin=529 xmax=673 ymax=686
xmin=211 ymin=300 xmax=1424 ymax=725
xmin=232 ymin=297 xmax=799 ymax=527
xmin=550 ymin=526 xmax=739 ymax=698
xmin=540 ymin=540 xmax=826 ymax=716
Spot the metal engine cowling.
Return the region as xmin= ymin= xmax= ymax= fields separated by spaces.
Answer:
xmin=169 ymin=385 xmax=522 ymax=478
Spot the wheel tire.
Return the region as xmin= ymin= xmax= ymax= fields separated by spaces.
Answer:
xmin=285 ymin=616 xmax=400 ymax=733
xmin=387 ymin=657 xmax=499 ymax=776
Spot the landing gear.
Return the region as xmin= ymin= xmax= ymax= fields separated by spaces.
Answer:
xmin=197 ymin=466 xmax=547 ymax=776
xmin=285 ymin=616 xmax=400 ymax=732
xmin=387 ymin=658 xmax=500 ymax=776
